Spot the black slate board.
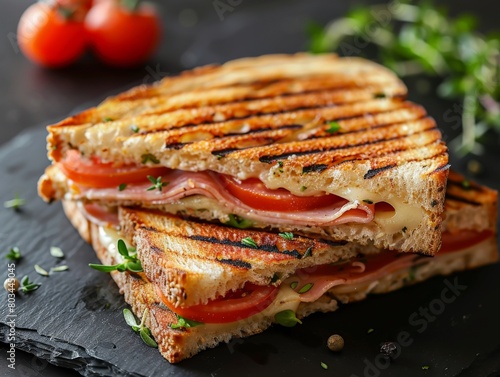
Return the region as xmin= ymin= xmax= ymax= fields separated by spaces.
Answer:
xmin=1 ymin=126 xmax=500 ymax=377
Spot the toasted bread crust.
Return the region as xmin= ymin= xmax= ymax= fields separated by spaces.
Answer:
xmin=41 ymin=53 xmax=449 ymax=255
xmin=62 ymin=199 xmax=498 ymax=363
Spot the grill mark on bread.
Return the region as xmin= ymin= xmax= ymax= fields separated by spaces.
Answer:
xmin=364 ymin=164 xmax=397 ymax=179
xmin=445 ymin=194 xmax=482 ymax=206
xmin=217 ymin=258 xmax=252 ymax=269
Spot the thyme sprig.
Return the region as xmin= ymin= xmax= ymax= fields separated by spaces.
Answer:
xmin=123 ymin=308 xmax=158 ymax=348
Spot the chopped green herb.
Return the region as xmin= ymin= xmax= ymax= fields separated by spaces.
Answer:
xmin=363 ymin=199 xmax=374 ymax=204
xmin=277 ymin=160 xmax=284 ymax=173
xmin=422 ymin=365 xmax=430 ymax=370
xmin=303 ymin=246 xmax=313 ymax=258
xmin=367 ymin=328 xmax=374 ymax=334
xmin=118 ymin=183 xmax=127 ymax=191
xmin=279 ymin=232 xmax=294 ymax=240
xmin=374 ymin=93 xmax=386 ymax=99
xmin=326 ymin=121 xmax=341 ymax=134
xmin=103 ymin=117 xmax=113 ymax=122
xmin=20 ymin=275 xmax=41 ymax=293
xmin=89 ymin=239 xmax=143 ymax=273
xmin=290 ymin=281 xmax=298 ymax=290
xmin=300 ymin=186 xmax=308 ymax=192
xmin=6 ymin=247 xmax=22 ymax=261
xmin=171 ymin=314 xmax=203 ymax=329
xmin=4 ymin=194 xmax=25 ymax=211
xmin=34 ymin=264 xmax=49 ymax=277
xmin=321 ymin=362 xmax=328 ymax=370
xmin=50 ymin=246 xmax=64 ymax=258
xmin=274 ymin=309 xmax=302 ymax=327
xmin=402 ymin=226 xmax=408 ymax=233
xmin=461 ymin=180 xmax=471 ymax=190
xmin=50 ymin=265 xmax=69 ymax=273
xmin=225 ymin=214 xmax=253 ymax=229
xmin=123 ymin=308 xmax=158 ymax=348
xmin=141 ymin=153 xmax=160 ymax=164
xmin=241 ymin=237 xmax=258 ymax=248
xmin=146 ymin=175 xmax=169 ymax=192
xmin=130 ymin=124 xmax=140 ymax=133
xmin=298 ymin=282 xmax=314 ymax=294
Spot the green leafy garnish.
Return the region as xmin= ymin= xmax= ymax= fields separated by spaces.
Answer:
xmin=241 ymin=237 xmax=258 ymax=248
xmin=50 ymin=265 xmax=69 ymax=273
xmin=300 ymin=186 xmax=308 ymax=192
xmin=277 ymin=160 xmax=284 ymax=173
xmin=367 ymin=328 xmax=374 ymax=334
xmin=171 ymin=314 xmax=204 ymax=330
xmin=146 ymin=176 xmax=168 ymax=192
xmin=290 ymin=281 xmax=298 ymax=289
xmin=103 ymin=117 xmax=113 ymax=122
xmin=34 ymin=264 xmax=49 ymax=277
xmin=298 ymin=282 xmax=314 ymax=294
xmin=321 ymin=362 xmax=328 ymax=370
xmin=326 ymin=121 xmax=341 ymax=134
xmin=50 ymin=246 xmax=64 ymax=258
xmin=279 ymin=232 xmax=294 ymax=240
xmin=225 ymin=214 xmax=253 ymax=229
xmin=274 ymin=310 xmax=302 ymax=327
xmin=123 ymin=308 xmax=158 ymax=348
xmin=118 ymin=183 xmax=127 ymax=191
xmin=130 ymin=124 xmax=140 ymax=133
xmin=20 ymin=275 xmax=41 ymax=293
xmin=6 ymin=247 xmax=22 ymax=261
xmin=141 ymin=153 xmax=160 ymax=164
xmin=422 ymin=365 xmax=430 ymax=370
xmin=4 ymin=194 xmax=25 ymax=211
xmin=308 ymin=1 xmax=500 ymax=155
xmin=303 ymin=246 xmax=313 ymax=258
xmin=89 ymin=239 xmax=143 ymax=273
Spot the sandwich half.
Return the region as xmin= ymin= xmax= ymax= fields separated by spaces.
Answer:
xmin=62 ymin=171 xmax=498 ymax=363
xmin=39 ymin=53 xmax=449 ymax=255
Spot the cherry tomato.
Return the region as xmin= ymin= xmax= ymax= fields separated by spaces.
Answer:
xmin=17 ymin=2 xmax=87 ymax=67
xmin=59 ymin=150 xmax=169 ymax=188
xmin=157 ymin=284 xmax=279 ymax=324
xmin=85 ymin=0 xmax=161 ymax=67
xmin=220 ymin=175 xmax=346 ymax=212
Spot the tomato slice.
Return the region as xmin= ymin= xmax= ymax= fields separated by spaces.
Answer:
xmin=439 ymin=229 xmax=492 ymax=254
xmin=157 ymin=283 xmax=279 ymax=323
xmin=59 ymin=150 xmax=169 ymax=188
xmin=219 ymin=175 xmax=347 ymax=212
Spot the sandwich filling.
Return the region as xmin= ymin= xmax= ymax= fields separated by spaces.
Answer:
xmin=97 ymin=222 xmax=492 ymax=327
xmin=59 ymin=150 xmax=419 ymax=233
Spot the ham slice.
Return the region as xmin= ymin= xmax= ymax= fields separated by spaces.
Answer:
xmin=71 ymin=170 xmax=375 ymax=226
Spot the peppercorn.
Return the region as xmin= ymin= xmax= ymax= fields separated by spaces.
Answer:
xmin=4 ymin=277 xmax=19 ymax=294
xmin=327 ymin=334 xmax=344 ymax=352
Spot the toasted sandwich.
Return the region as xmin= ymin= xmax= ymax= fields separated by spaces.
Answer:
xmin=39 ymin=53 xmax=449 ymax=255
xmin=62 ymin=171 xmax=498 ymax=363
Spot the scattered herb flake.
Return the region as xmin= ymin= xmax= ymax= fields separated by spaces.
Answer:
xmin=290 ymin=281 xmax=298 ymax=290
xmin=34 ymin=264 xmax=49 ymax=277
xmin=3 ymin=195 xmax=25 ymax=211
xmin=50 ymin=265 xmax=69 ymax=273
xmin=171 ymin=314 xmax=203 ymax=329
xmin=367 ymin=328 xmax=374 ymax=334
xmin=20 ymin=275 xmax=41 ymax=293
xmin=326 ymin=121 xmax=341 ymax=134
xmin=225 ymin=214 xmax=253 ymax=229
xmin=298 ymin=282 xmax=314 ymax=294
xmin=422 ymin=365 xmax=430 ymax=370
xmin=374 ymin=93 xmax=386 ymax=99
xmin=6 ymin=247 xmax=22 ymax=261
xmin=130 ymin=124 xmax=140 ymax=133
xmin=50 ymin=246 xmax=65 ymax=258
xmin=300 ymin=185 xmax=308 ymax=192
xmin=321 ymin=362 xmax=328 ymax=370
xmin=363 ymin=199 xmax=374 ymax=204
xmin=274 ymin=310 xmax=302 ymax=327
xmin=241 ymin=237 xmax=258 ymax=248
xmin=118 ymin=183 xmax=127 ymax=191
xmin=279 ymin=232 xmax=294 ymax=240
xmin=303 ymin=246 xmax=313 ymax=258
xmin=141 ymin=153 xmax=160 ymax=164
xmin=146 ymin=175 xmax=168 ymax=192
xmin=461 ymin=180 xmax=471 ymax=190
xmin=103 ymin=117 xmax=113 ymax=122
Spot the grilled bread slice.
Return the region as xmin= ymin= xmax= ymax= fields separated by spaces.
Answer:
xmin=40 ymin=53 xmax=449 ymax=255
xmin=62 ymin=172 xmax=497 ymax=364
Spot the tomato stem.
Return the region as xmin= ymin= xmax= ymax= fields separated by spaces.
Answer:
xmin=121 ymin=0 xmax=141 ymax=12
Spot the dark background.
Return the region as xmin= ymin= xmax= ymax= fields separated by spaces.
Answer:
xmin=0 ymin=0 xmax=499 ymax=376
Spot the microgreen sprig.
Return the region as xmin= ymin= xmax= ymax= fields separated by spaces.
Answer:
xmin=171 ymin=314 xmax=203 ymax=330
xmin=6 ymin=247 xmax=22 ymax=261
xmin=4 ymin=194 xmax=25 ymax=211
xmin=241 ymin=237 xmax=258 ymax=248
xmin=89 ymin=239 xmax=143 ymax=273
xmin=279 ymin=232 xmax=294 ymax=240
xmin=123 ymin=308 xmax=158 ymax=348
xmin=274 ymin=309 xmax=302 ymax=327
xmin=308 ymin=1 xmax=500 ymax=155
